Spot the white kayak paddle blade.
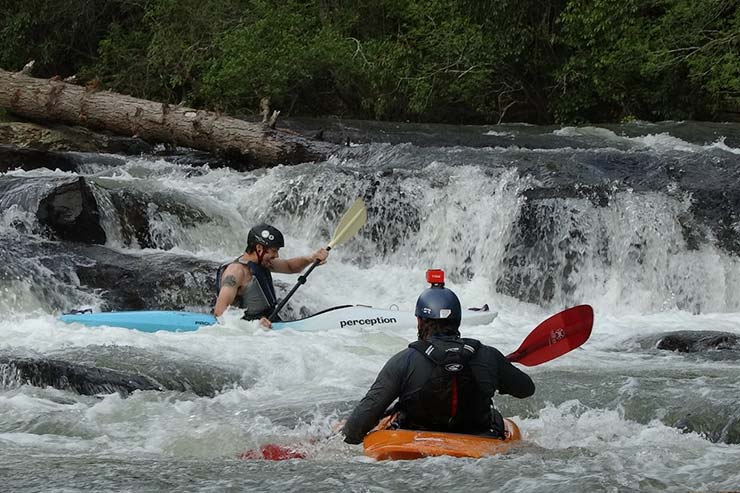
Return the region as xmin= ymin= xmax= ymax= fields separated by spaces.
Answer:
xmin=328 ymin=198 xmax=367 ymax=248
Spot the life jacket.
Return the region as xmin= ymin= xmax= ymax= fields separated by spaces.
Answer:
xmin=399 ymin=338 xmax=493 ymax=434
xmin=215 ymin=258 xmax=277 ymax=320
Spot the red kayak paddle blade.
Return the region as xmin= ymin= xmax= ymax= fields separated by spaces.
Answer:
xmin=506 ymin=304 xmax=594 ymax=366
xmin=237 ymin=444 xmax=306 ymax=461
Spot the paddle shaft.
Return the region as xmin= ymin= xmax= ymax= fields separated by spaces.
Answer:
xmin=268 ymin=247 xmax=331 ymax=322
xmin=265 ymin=198 xmax=367 ymax=323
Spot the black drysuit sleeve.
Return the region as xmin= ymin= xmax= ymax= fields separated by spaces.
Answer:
xmin=342 ymin=350 xmax=407 ymax=444
xmin=470 ymin=345 xmax=535 ymax=398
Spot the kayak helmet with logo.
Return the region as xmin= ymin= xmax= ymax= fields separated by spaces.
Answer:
xmin=415 ymin=270 xmax=462 ymax=324
xmin=246 ymin=223 xmax=285 ymax=251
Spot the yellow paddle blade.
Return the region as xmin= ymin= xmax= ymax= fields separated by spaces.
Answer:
xmin=328 ymin=198 xmax=367 ymax=248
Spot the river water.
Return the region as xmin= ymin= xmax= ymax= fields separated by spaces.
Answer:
xmin=1 ymin=121 xmax=740 ymax=492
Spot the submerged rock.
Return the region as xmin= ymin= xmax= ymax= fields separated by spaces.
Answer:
xmin=0 ymin=346 xmax=248 ymax=398
xmin=51 ymin=345 xmax=248 ymax=397
xmin=670 ymin=410 xmax=740 ymax=445
xmin=0 ymin=355 xmax=162 ymax=396
xmin=104 ymin=188 xmax=212 ymax=249
xmin=655 ymin=331 xmax=740 ymax=353
xmin=628 ymin=330 xmax=740 ymax=361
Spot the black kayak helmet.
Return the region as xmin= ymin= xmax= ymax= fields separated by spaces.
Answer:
xmin=415 ymin=269 xmax=462 ymax=323
xmin=246 ymin=223 xmax=285 ymax=251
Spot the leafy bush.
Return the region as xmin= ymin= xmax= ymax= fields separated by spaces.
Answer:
xmin=1 ymin=0 xmax=738 ymax=123
xmin=554 ymin=0 xmax=740 ymax=122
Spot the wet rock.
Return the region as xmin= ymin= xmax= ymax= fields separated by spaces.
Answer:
xmin=0 ymin=235 xmax=219 ymax=312
xmin=655 ymin=331 xmax=740 ymax=353
xmin=0 ymin=144 xmax=78 ymax=173
xmin=72 ymin=246 xmax=219 ymax=310
xmin=50 ymin=345 xmax=248 ymax=398
xmin=496 ymin=199 xmax=584 ymax=305
xmin=105 ymin=188 xmax=211 ymax=249
xmin=0 ymin=121 xmax=152 ymax=155
xmin=0 ymin=347 xmax=247 ymax=398
xmin=0 ymin=173 xmax=107 ymax=244
xmin=37 ymin=177 xmax=106 ymax=244
xmin=629 ymin=330 xmax=740 ymax=360
xmin=0 ymin=355 xmax=163 ymax=396
xmin=0 ymin=172 xmax=109 ymax=244
xmin=107 ymin=190 xmax=152 ymax=248
xmin=689 ymin=189 xmax=740 ymax=257
xmin=670 ymin=411 xmax=740 ymax=445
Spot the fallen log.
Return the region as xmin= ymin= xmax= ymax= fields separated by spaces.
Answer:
xmin=0 ymin=69 xmax=336 ymax=167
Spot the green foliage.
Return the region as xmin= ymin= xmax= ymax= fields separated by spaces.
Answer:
xmin=321 ymin=0 xmax=564 ymax=122
xmin=1 ymin=0 xmax=738 ymax=123
xmin=649 ymin=0 xmax=740 ymax=116
xmin=82 ymin=22 xmax=155 ymax=98
xmin=555 ymin=0 xmax=740 ymax=122
xmin=0 ymin=0 xmax=144 ymax=77
xmin=86 ymin=0 xmax=245 ymax=103
xmin=200 ymin=0 xmax=357 ymax=114
xmin=350 ymin=0 xmax=495 ymax=121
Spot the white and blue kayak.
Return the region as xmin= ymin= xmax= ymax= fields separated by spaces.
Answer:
xmin=58 ymin=304 xmax=497 ymax=333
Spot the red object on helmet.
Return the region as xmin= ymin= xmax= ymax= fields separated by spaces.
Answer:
xmin=426 ymin=269 xmax=445 ymax=286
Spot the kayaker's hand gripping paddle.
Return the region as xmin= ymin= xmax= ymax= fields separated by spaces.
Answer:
xmin=267 ymin=198 xmax=367 ymax=322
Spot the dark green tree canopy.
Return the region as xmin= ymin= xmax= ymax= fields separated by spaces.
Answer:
xmin=1 ymin=0 xmax=738 ymax=124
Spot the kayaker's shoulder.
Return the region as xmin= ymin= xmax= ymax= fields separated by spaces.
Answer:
xmin=390 ymin=347 xmax=415 ymax=363
xmin=380 ymin=346 xmax=422 ymax=371
xmin=465 ymin=340 xmax=508 ymax=361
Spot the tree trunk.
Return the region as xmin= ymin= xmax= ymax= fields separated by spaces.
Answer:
xmin=0 ymin=69 xmax=336 ymax=167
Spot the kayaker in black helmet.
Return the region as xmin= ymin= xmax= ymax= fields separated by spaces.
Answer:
xmin=342 ymin=269 xmax=534 ymax=444
xmin=213 ymin=223 xmax=328 ymax=328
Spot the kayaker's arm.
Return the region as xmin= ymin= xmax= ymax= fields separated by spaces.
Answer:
xmin=343 ymin=351 xmax=405 ymax=444
xmin=495 ymin=351 xmax=535 ymax=398
xmin=271 ymin=248 xmax=329 ymax=274
xmin=213 ymin=265 xmax=247 ymax=317
xmin=471 ymin=346 xmax=535 ymax=399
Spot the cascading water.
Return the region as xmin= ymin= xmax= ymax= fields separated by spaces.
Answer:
xmin=1 ymin=121 xmax=739 ymax=491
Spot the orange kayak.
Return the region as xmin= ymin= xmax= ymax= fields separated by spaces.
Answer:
xmin=363 ymin=417 xmax=521 ymax=460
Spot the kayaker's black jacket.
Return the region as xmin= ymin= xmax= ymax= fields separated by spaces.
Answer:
xmin=342 ymin=334 xmax=535 ymax=444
